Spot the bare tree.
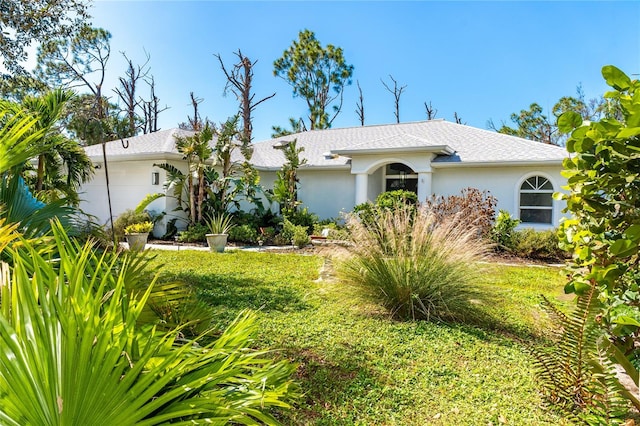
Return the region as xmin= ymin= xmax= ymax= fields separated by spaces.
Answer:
xmin=424 ymin=101 xmax=438 ymax=120
xmin=381 ymin=75 xmax=407 ymax=123
xmin=113 ymin=51 xmax=150 ymax=136
xmin=453 ymin=111 xmax=465 ymax=124
xmin=179 ymin=92 xmax=204 ymax=131
xmin=140 ymin=75 xmax=168 ymax=133
xmin=215 ymin=49 xmax=275 ymax=148
xmin=356 ymin=80 xmax=365 ymax=126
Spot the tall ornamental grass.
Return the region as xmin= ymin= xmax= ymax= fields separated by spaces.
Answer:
xmin=340 ymin=205 xmax=490 ymax=322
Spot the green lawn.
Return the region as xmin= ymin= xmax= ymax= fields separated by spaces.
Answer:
xmin=150 ymin=251 xmax=571 ymax=425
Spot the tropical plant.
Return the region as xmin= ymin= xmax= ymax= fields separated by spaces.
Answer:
xmin=205 ymin=212 xmax=235 ymax=235
xmin=273 ymin=139 xmax=306 ymax=217
xmin=228 ymin=224 xmax=258 ymax=244
xmin=490 ymin=209 xmax=521 ymax=251
xmin=0 ymin=221 xmax=299 ymax=424
xmin=112 ymin=209 xmax=151 ymax=241
xmin=532 ymin=285 xmax=631 ymax=424
xmin=556 ymin=64 xmax=640 ymax=411
xmin=177 ymin=223 xmax=208 ymax=243
xmin=340 ymin=204 xmax=490 ymax=322
xmin=124 ymin=221 xmax=153 ymax=234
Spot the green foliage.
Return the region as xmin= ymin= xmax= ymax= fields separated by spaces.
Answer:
xmin=341 ymin=204 xmax=491 ymax=322
xmin=113 ymin=209 xmax=151 ymax=241
xmin=512 ymin=228 xmax=565 ymax=261
xmin=0 ymin=223 xmax=299 ymax=424
xmin=286 ymin=206 xmax=318 ymax=229
xmin=490 ymin=209 xmax=521 ymax=250
xmin=273 ymin=139 xmax=307 ymax=217
xmin=204 ymin=212 xmax=235 ymax=235
xmin=557 ymin=64 xmax=640 ymax=410
xmin=281 ymin=218 xmax=310 ymax=248
xmin=532 ymin=285 xmax=630 ymax=424
xmin=124 ymin=221 xmax=153 ymax=234
xmin=177 ymin=223 xmax=208 ymax=243
xmin=229 ymin=224 xmax=258 ymax=244
xmin=0 ymin=0 xmax=89 ymax=76
xmin=149 ymin=250 xmax=570 ymax=424
xmin=375 ymin=189 xmax=418 ymax=210
xmin=273 ymin=29 xmax=354 ymax=130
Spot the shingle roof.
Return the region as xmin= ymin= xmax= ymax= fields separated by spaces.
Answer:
xmin=84 ymin=128 xmax=196 ymax=160
xmin=86 ymin=120 xmax=568 ymax=168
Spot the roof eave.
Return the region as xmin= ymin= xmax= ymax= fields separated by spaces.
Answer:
xmin=87 ymin=152 xmax=184 ymax=162
xmin=331 ymin=145 xmax=454 ymax=156
xmin=432 ymin=159 xmax=566 ymax=168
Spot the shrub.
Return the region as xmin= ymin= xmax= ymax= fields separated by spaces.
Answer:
xmin=177 ymin=223 xmax=208 ymax=243
xmin=286 ymin=207 xmax=318 ymax=230
xmin=490 ymin=210 xmax=521 ymax=251
xmin=281 ymin=218 xmax=310 ymax=248
xmin=512 ymin=228 xmax=566 ymax=261
xmin=124 ymin=221 xmax=153 ymax=234
xmin=340 ymin=205 xmax=490 ymax=322
xmin=312 ymin=222 xmax=349 ymax=241
xmin=424 ymin=187 xmax=497 ymax=238
xmin=375 ymin=190 xmax=418 ymax=210
xmin=229 ymin=224 xmax=258 ymax=244
xmin=113 ymin=209 xmax=151 ymax=241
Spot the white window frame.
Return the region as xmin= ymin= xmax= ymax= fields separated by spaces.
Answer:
xmin=515 ymin=172 xmax=556 ymax=226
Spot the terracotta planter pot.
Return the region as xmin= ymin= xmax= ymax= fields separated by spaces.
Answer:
xmin=206 ymin=233 xmax=228 ymax=253
xmin=125 ymin=233 xmax=149 ymax=251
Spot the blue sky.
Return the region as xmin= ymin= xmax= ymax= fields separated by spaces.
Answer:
xmin=89 ymin=1 xmax=640 ymax=141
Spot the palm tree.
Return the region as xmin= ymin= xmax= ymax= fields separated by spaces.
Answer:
xmin=19 ymin=89 xmax=94 ymax=205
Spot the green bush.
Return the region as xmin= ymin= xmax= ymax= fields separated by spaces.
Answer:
xmin=340 ymin=205 xmax=490 ymax=322
xmin=229 ymin=224 xmax=258 ymax=244
xmin=281 ymin=218 xmax=310 ymax=248
xmin=177 ymin=223 xmax=208 ymax=243
xmin=512 ymin=228 xmax=565 ymax=261
xmin=286 ymin=207 xmax=318 ymax=230
xmin=112 ymin=209 xmax=151 ymax=241
xmin=375 ymin=189 xmax=418 ymax=210
xmin=312 ymin=222 xmax=349 ymax=241
xmin=490 ymin=210 xmax=521 ymax=251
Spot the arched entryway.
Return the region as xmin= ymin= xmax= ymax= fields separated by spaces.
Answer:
xmin=384 ymin=162 xmax=418 ymax=192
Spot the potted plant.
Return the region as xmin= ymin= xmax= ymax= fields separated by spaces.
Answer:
xmin=205 ymin=213 xmax=235 ymax=253
xmin=124 ymin=221 xmax=154 ymax=251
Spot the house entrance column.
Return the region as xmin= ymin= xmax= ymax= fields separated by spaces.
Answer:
xmin=355 ymin=173 xmax=368 ymax=205
xmin=417 ymin=171 xmax=432 ymax=202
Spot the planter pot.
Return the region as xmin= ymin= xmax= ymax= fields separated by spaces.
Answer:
xmin=126 ymin=232 xmax=149 ymax=251
xmin=206 ymin=233 xmax=228 ymax=253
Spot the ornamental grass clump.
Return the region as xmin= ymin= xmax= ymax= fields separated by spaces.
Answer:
xmin=340 ymin=204 xmax=490 ymax=322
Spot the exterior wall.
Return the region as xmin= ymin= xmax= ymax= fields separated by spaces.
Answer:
xmin=368 ymin=167 xmax=383 ymax=201
xmin=431 ymin=165 xmax=568 ymax=228
xmin=79 ymin=160 xmax=188 ymax=237
xmin=297 ymin=169 xmax=355 ymax=219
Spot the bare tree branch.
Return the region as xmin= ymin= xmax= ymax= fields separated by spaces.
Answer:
xmin=424 ymin=101 xmax=437 ymax=120
xmin=356 ymin=80 xmax=365 ymax=126
xmin=381 ymin=74 xmax=407 ymax=123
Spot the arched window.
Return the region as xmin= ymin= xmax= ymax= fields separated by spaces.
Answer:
xmin=385 ymin=163 xmax=418 ymax=192
xmin=519 ymin=176 xmax=554 ymax=224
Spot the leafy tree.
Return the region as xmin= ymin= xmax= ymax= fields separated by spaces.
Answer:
xmin=62 ymin=93 xmax=129 ymax=145
xmin=0 ymin=0 xmax=90 ymax=76
xmin=274 ymin=29 xmax=354 ymax=131
xmin=273 ymin=139 xmax=306 ymax=217
xmin=556 ymin=65 xmax=640 ymax=412
xmin=271 ymin=117 xmax=307 ymax=138
xmin=36 ymin=25 xmax=134 ymax=144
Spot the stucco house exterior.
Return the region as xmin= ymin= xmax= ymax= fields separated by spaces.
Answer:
xmin=80 ymin=120 xmax=569 ymax=237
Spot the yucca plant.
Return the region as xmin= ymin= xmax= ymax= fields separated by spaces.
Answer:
xmin=205 ymin=212 xmax=235 ymax=235
xmin=339 ymin=204 xmax=490 ymax=322
xmin=0 ymin=221 xmax=299 ymax=425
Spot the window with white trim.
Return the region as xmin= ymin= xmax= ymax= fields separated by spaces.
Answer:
xmin=519 ymin=176 xmax=554 ymax=224
xmin=385 ymin=163 xmax=418 ymax=192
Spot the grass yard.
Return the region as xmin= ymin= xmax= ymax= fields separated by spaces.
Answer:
xmin=150 ymin=251 xmax=571 ymax=425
